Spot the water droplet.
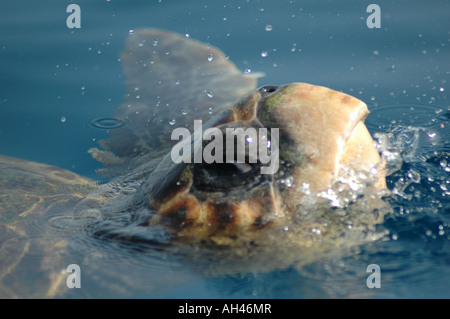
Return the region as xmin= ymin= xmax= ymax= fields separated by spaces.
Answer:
xmin=153 ymin=38 xmax=159 ymax=46
xmin=207 ymin=54 xmax=214 ymax=62
xmin=169 ymin=119 xmax=176 ymax=125
xmin=208 ymin=107 xmax=213 ymax=114
xmin=206 ymin=91 xmax=213 ymax=98
xmin=181 ymin=110 xmax=188 ymax=115
xmin=60 ymin=116 xmax=66 ymax=123
xmin=175 ymin=80 xmax=180 ymax=85
xmin=427 ymin=131 xmax=436 ymax=139
xmin=439 ymin=87 xmax=445 ymax=92
xmin=265 ymin=25 xmax=273 ymax=31
xmin=244 ymin=68 xmax=252 ymax=74
xmin=261 ymin=51 xmax=268 ymax=57
xmin=129 ymin=29 xmax=134 ymax=34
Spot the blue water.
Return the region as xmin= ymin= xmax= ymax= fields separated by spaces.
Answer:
xmin=0 ymin=0 xmax=449 ymax=298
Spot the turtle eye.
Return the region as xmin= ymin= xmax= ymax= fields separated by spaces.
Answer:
xmin=192 ymin=160 xmax=263 ymax=192
xmin=259 ymin=85 xmax=279 ymax=96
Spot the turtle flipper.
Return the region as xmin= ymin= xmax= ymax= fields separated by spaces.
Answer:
xmin=90 ymin=29 xmax=260 ymax=176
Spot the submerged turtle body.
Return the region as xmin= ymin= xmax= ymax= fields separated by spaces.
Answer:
xmin=0 ymin=29 xmax=388 ymax=297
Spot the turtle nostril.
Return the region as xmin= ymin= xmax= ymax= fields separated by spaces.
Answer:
xmin=259 ymin=85 xmax=279 ymax=96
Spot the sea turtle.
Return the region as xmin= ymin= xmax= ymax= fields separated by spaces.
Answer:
xmin=0 ymin=29 xmax=389 ymax=298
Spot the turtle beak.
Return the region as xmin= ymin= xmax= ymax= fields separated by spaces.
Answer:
xmin=258 ymin=82 xmax=386 ymax=192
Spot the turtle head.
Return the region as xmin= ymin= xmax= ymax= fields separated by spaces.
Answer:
xmin=135 ymin=83 xmax=386 ymax=242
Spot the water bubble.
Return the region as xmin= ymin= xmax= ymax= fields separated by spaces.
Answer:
xmin=207 ymin=54 xmax=214 ymax=62
xmin=208 ymin=107 xmax=213 ymax=114
xmin=244 ymin=68 xmax=252 ymax=74
xmin=265 ymin=25 xmax=273 ymax=31
xmin=261 ymin=51 xmax=268 ymax=57
xmin=181 ymin=110 xmax=188 ymax=115
xmin=60 ymin=116 xmax=66 ymax=123
xmin=168 ymin=119 xmax=176 ymax=125
xmin=205 ymin=91 xmax=214 ymax=98
xmin=129 ymin=29 xmax=134 ymax=34
xmin=153 ymin=38 xmax=159 ymax=46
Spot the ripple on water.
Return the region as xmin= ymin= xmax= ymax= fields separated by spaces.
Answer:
xmin=87 ymin=117 xmax=127 ymax=130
